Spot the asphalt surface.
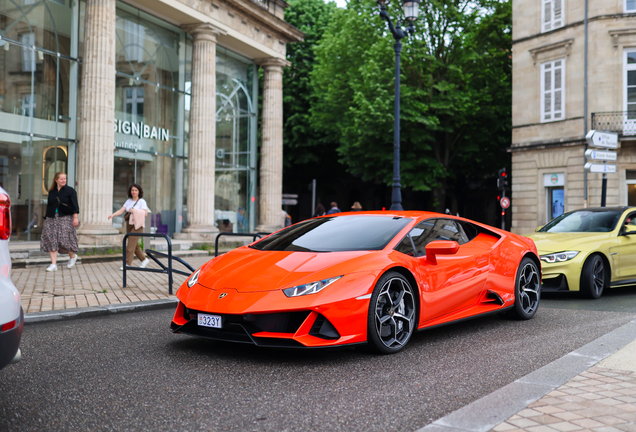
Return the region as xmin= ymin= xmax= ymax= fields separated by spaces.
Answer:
xmin=1 ymin=303 xmax=634 ymax=431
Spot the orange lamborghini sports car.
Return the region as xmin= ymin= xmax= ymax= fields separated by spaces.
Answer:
xmin=170 ymin=211 xmax=541 ymax=354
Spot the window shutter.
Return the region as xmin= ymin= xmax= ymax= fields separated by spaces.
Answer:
xmin=543 ymin=0 xmax=552 ymax=32
xmin=542 ymin=0 xmax=564 ymax=32
xmin=541 ymin=60 xmax=565 ymax=122
xmin=553 ymin=61 xmax=563 ymax=119
xmin=553 ymin=0 xmax=563 ymax=28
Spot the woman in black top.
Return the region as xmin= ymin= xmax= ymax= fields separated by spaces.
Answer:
xmin=40 ymin=172 xmax=80 ymax=271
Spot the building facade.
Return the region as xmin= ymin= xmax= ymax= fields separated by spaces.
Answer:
xmin=1 ymin=0 xmax=302 ymax=243
xmin=511 ymin=0 xmax=636 ymax=234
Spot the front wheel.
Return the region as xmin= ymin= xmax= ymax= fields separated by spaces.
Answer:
xmin=367 ymin=271 xmax=417 ymax=354
xmin=580 ymin=255 xmax=606 ymax=299
xmin=508 ymin=257 xmax=541 ymax=320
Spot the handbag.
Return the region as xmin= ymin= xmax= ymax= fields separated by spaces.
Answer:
xmin=124 ymin=200 xmax=138 ymax=222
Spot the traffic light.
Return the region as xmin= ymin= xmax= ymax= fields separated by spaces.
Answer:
xmin=497 ymin=168 xmax=508 ymax=190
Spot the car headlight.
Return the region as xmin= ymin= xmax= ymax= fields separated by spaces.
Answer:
xmin=187 ymin=268 xmax=201 ymax=288
xmin=540 ymin=251 xmax=580 ymax=263
xmin=283 ymin=276 xmax=342 ymax=298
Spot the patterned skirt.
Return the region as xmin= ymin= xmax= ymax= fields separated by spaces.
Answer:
xmin=40 ymin=214 xmax=79 ymax=254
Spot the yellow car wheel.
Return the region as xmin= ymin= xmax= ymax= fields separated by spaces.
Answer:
xmin=580 ymin=255 xmax=606 ymax=299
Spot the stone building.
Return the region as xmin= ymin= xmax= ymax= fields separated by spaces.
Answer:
xmin=1 ymin=0 xmax=302 ymax=243
xmin=511 ymin=0 xmax=636 ymax=234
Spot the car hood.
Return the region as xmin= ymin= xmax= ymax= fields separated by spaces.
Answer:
xmin=196 ymin=247 xmax=379 ymax=293
xmin=526 ymin=232 xmax=613 ymax=254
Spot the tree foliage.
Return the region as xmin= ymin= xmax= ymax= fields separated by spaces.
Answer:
xmin=283 ymin=0 xmax=339 ymax=169
xmin=311 ymin=0 xmax=512 ymax=211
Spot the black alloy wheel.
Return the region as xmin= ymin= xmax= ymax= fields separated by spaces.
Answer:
xmin=508 ymin=257 xmax=541 ymax=320
xmin=367 ymin=271 xmax=417 ymax=354
xmin=580 ymin=254 xmax=606 ymax=299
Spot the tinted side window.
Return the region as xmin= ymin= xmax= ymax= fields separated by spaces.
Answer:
xmin=399 ymin=219 xmax=468 ymax=257
xmin=457 ymin=221 xmax=479 ymax=241
xmin=395 ymin=235 xmax=416 ymax=256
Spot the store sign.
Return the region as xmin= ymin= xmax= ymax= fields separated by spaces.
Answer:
xmin=113 ymin=119 xmax=170 ymax=142
xmin=543 ymin=173 xmax=565 ymax=187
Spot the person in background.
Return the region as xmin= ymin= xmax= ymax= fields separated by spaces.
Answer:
xmin=40 ymin=172 xmax=80 ymax=272
xmin=237 ymin=207 xmax=246 ymax=232
xmin=281 ymin=209 xmax=292 ymax=227
xmin=313 ymin=203 xmax=326 ymax=217
xmin=327 ymin=202 xmax=340 ymax=214
xmin=351 ymin=202 xmax=363 ymax=211
xmin=108 ymin=184 xmax=150 ymax=270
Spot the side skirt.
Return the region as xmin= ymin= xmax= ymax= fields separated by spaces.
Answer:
xmin=610 ymin=279 xmax=636 ymax=288
xmin=416 ymin=307 xmax=514 ymax=333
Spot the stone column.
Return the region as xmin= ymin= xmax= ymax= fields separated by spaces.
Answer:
xmin=256 ymin=58 xmax=290 ymax=232
xmin=177 ymin=23 xmax=226 ymax=241
xmin=76 ymin=0 xmax=119 ymax=245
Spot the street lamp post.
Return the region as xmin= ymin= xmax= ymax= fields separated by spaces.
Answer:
xmin=377 ymin=0 xmax=420 ymax=211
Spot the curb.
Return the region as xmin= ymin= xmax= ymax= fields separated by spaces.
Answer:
xmin=415 ymin=318 xmax=636 ymax=432
xmin=24 ymin=298 xmax=179 ymax=324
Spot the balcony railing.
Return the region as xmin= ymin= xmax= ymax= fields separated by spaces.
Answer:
xmin=251 ymin=0 xmax=270 ymax=10
xmin=591 ymin=111 xmax=636 ymax=136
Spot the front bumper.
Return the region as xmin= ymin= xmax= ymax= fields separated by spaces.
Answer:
xmin=0 ymin=307 xmax=23 ymax=369
xmin=540 ymin=256 xmax=585 ymax=293
xmin=170 ymin=301 xmax=366 ymax=349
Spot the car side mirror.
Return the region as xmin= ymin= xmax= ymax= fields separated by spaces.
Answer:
xmin=424 ymin=240 xmax=460 ymax=265
xmin=623 ymin=225 xmax=636 ymax=235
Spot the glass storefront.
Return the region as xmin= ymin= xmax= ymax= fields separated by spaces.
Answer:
xmin=0 ymin=0 xmax=80 ymax=240
xmin=113 ymin=3 xmax=190 ymax=236
xmin=215 ymin=47 xmax=257 ymax=233
xmin=1 ymin=0 xmax=257 ymax=241
xmin=114 ymin=5 xmax=257 ymax=235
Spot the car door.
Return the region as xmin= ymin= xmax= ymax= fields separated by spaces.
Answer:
xmin=611 ymin=211 xmax=636 ymax=280
xmin=402 ymin=218 xmax=490 ymax=323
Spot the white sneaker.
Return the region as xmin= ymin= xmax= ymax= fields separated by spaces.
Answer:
xmin=46 ymin=264 xmax=58 ymax=272
xmin=140 ymin=258 xmax=150 ymax=268
xmin=120 ymin=266 xmax=125 ymax=271
xmin=67 ymin=255 xmax=78 ymax=269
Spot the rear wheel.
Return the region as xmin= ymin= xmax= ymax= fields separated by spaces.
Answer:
xmin=580 ymin=255 xmax=606 ymax=299
xmin=508 ymin=257 xmax=541 ymax=320
xmin=367 ymin=272 xmax=417 ymax=354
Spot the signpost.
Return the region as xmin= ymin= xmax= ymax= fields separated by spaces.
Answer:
xmin=282 ymin=194 xmax=298 ymax=206
xmin=500 ymin=196 xmax=510 ymax=209
xmin=584 ymin=149 xmax=617 ymax=161
xmin=585 ymin=130 xmax=618 ymax=149
xmin=584 ymin=163 xmax=617 ymax=174
xmin=585 ymin=130 xmax=619 ymax=207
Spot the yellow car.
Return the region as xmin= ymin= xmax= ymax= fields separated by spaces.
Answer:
xmin=527 ymin=207 xmax=636 ymax=299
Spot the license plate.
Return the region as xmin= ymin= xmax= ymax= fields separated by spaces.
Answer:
xmin=197 ymin=313 xmax=222 ymax=329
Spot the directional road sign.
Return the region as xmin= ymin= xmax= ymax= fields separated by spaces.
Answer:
xmin=585 ymin=130 xmax=618 ymax=149
xmin=584 ymin=163 xmax=617 ymax=173
xmin=500 ymin=196 xmax=510 ymax=209
xmin=585 ymin=149 xmax=617 ymax=161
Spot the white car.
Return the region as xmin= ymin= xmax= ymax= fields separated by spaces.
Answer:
xmin=0 ymin=186 xmax=22 ymax=369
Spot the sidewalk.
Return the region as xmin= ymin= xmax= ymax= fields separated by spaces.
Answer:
xmin=12 ymin=255 xmax=212 ymax=314
xmin=419 ymin=318 xmax=636 ymax=432
xmin=11 ymin=257 xmax=636 ymax=432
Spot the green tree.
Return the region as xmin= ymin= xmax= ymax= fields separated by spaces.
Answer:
xmin=311 ymin=0 xmax=512 ymax=212
xmin=283 ymin=0 xmax=339 ymax=169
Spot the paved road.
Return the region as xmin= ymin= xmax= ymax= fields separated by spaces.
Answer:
xmin=542 ymin=286 xmax=636 ymax=313
xmin=1 ymin=297 xmax=635 ymax=432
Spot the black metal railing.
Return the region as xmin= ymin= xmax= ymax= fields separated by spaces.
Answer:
xmin=214 ymin=232 xmax=270 ymax=257
xmin=122 ymin=233 xmax=195 ymax=294
xmin=591 ymin=111 xmax=636 ymax=136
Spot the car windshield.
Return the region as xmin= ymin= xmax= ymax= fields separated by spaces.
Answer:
xmin=538 ymin=210 xmax=622 ymax=233
xmin=250 ymin=215 xmax=412 ymax=252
